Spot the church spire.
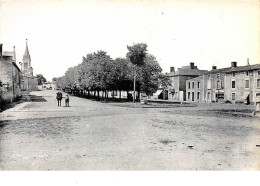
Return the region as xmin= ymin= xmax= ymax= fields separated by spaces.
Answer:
xmin=24 ymin=39 xmax=30 ymax=57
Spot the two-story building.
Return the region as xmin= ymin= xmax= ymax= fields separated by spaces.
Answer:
xmin=167 ymin=62 xmax=208 ymax=101
xmin=224 ymin=62 xmax=260 ymax=104
xmin=186 ymin=62 xmax=260 ymax=105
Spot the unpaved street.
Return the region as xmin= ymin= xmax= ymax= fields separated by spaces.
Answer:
xmin=0 ymin=90 xmax=260 ymax=170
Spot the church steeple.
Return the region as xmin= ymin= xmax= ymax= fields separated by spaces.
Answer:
xmin=22 ymin=39 xmax=33 ymax=77
xmin=23 ymin=39 xmax=30 ymax=59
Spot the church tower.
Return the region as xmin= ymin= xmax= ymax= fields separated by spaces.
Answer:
xmin=22 ymin=39 xmax=33 ymax=76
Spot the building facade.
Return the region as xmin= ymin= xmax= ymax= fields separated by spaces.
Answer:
xmin=167 ymin=62 xmax=208 ymax=101
xmin=186 ymin=76 xmax=204 ymax=102
xmin=0 ymin=50 xmax=22 ymax=103
xmin=224 ymin=63 xmax=260 ymax=104
xmin=186 ymin=62 xmax=260 ymax=105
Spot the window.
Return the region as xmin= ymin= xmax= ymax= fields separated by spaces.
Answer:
xmin=208 ymin=74 xmax=211 ymax=79
xmin=192 ymin=82 xmax=194 ymax=89
xmin=232 ymin=93 xmax=236 ymax=100
xmin=188 ymin=82 xmax=190 ymax=89
xmin=232 ymin=80 xmax=235 ymax=88
xmin=217 ymin=80 xmax=222 ymax=89
xmin=217 ymin=73 xmax=220 ymax=79
xmin=232 ymin=73 xmax=235 ymax=77
xmin=258 ymin=71 xmax=260 ymax=77
xmin=188 ymin=92 xmax=190 ymax=99
xmin=197 ymin=82 xmax=200 ymax=89
xmin=245 ymin=80 xmax=249 ymax=88
xmin=257 ymin=79 xmax=260 ymax=88
xmin=245 ymin=71 xmax=249 ymax=76
xmin=197 ymin=92 xmax=200 ymax=100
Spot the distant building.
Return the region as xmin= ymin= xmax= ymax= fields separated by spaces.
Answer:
xmin=41 ymin=82 xmax=55 ymax=90
xmin=21 ymin=39 xmax=38 ymax=91
xmin=0 ymin=49 xmax=22 ymax=103
xmin=167 ymin=62 xmax=208 ymax=101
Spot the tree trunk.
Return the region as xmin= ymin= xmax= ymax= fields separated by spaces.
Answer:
xmin=133 ymin=70 xmax=136 ymax=103
xmin=163 ymin=89 xmax=166 ymax=100
xmin=119 ymin=90 xmax=121 ymax=100
xmin=105 ymin=90 xmax=108 ymax=102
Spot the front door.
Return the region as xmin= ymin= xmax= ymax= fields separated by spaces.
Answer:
xmin=207 ymin=92 xmax=211 ymax=102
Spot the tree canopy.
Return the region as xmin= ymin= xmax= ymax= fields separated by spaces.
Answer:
xmin=36 ymin=74 xmax=47 ymax=85
xmin=56 ymin=44 xmax=166 ymax=99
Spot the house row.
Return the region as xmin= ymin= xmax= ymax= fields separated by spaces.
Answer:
xmin=185 ymin=62 xmax=260 ymax=104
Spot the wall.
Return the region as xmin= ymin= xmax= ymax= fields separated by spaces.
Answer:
xmin=225 ymin=70 xmax=258 ymax=104
xmin=21 ymin=76 xmax=38 ymax=91
xmin=204 ymin=73 xmax=225 ymax=102
xmin=0 ymin=57 xmax=22 ymax=102
xmin=186 ymin=78 xmax=204 ymax=102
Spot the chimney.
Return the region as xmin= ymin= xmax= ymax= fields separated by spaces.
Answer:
xmin=212 ymin=66 xmax=217 ymax=70
xmin=170 ymin=67 xmax=175 ymax=72
xmin=190 ymin=62 xmax=195 ymax=69
xmin=231 ymin=62 xmax=237 ymax=68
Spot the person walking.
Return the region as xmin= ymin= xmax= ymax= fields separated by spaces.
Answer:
xmin=65 ymin=94 xmax=70 ymax=107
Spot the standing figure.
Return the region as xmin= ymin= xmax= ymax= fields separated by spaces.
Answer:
xmin=56 ymin=92 xmax=63 ymax=107
xmin=65 ymin=94 xmax=69 ymax=107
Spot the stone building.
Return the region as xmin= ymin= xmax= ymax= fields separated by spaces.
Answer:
xmin=224 ymin=62 xmax=260 ymax=104
xmin=186 ymin=75 xmax=204 ymax=102
xmin=186 ymin=62 xmax=260 ymax=105
xmin=21 ymin=39 xmax=38 ymax=91
xmin=167 ymin=62 xmax=208 ymax=101
xmin=186 ymin=65 xmax=231 ymax=102
xmin=0 ymin=50 xmax=22 ymax=103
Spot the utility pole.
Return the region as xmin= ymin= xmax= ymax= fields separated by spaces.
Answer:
xmin=133 ymin=68 xmax=136 ymax=103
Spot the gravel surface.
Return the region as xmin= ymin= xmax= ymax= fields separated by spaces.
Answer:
xmin=0 ymin=90 xmax=259 ymax=170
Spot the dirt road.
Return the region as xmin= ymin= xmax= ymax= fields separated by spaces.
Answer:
xmin=0 ymin=90 xmax=259 ymax=170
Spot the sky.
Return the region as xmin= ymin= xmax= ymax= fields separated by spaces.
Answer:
xmin=0 ymin=0 xmax=259 ymax=81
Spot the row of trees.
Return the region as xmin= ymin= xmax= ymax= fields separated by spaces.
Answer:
xmin=55 ymin=43 xmax=170 ymax=101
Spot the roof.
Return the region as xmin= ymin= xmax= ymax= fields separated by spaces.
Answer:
xmin=168 ymin=68 xmax=208 ymax=76
xmin=187 ymin=75 xmax=203 ymax=82
xmin=2 ymin=51 xmax=14 ymax=57
xmin=12 ymin=62 xmax=21 ymax=72
xmin=223 ymin=64 xmax=260 ymax=73
xmin=204 ymin=67 xmax=232 ymax=75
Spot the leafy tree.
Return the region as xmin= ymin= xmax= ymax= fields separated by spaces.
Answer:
xmin=126 ymin=43 xmax=147 ymax=102
xmin=139 ymin=55 xmax=162 ymax=96
xmin=110 ymin=58 xmax=133 ymax=99
xmin=158 ymin=73 xmax=172 ymax=100
xmin=36 ymin=74 xmax=47 ymax=85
